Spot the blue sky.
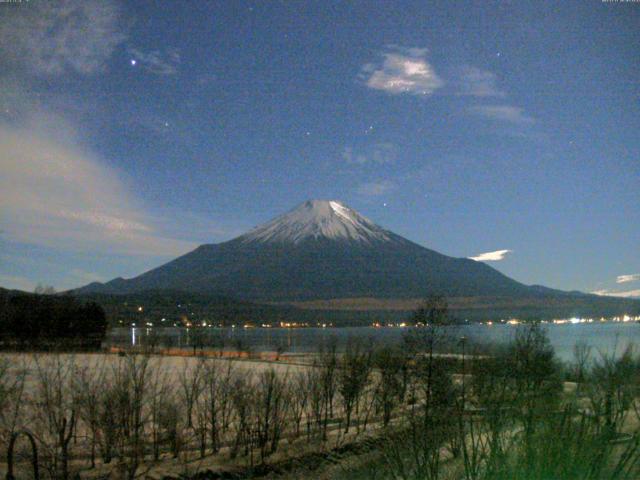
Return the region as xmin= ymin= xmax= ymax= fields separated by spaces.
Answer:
xmin=0 ymin=0 xmax=638 ymax=296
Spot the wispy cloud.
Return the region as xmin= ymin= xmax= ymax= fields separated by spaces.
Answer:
xmin=456 ymin=66 xmax=505 ymax=98
xmin=360 ymin=46 xmax=444 ymax=96
xmin=469 ymin=105 xmax=535 ymax=124
xmin=69 ymin=268 xmax=106 ymax=284
xmin=0 ymin=111 xmax=196 ymax=257
xmin=0 ymin=274 xmax=36 ymax=292
xmin=342 ymin=143 xmax=397 ymax=165
xmin=0 ymin=0 xmax=126 ymax=76
xmin=469 ymin=249 xmax=513 ymax=262
xmin=592 ymin=289 xmax=640 ymax=299
xmin=128 ymin=47 xmax=181 ymax=75
xmin=356 ymin=180 xmax=397 ymax=197
xmin=617 ymin=274 xmax=640 ymax=284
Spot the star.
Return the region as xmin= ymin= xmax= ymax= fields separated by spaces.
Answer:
xmin=164 ymin=122 xmax=169 ymax=127
xmin=130 ymin=59 xmax=137 ymax=66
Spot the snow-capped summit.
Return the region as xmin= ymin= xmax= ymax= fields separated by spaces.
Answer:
xmin=74 ymin=199 xmax=541 ymax=302
xmin=73 ymin=199 xmax=637 ymax=320
xmin=238 ymin=200 xmax=395 ymax=245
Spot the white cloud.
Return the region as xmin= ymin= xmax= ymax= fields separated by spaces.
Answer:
xmin=617 ymin=274 xmax=640 ymax=284
xmin=356 ymin=180 xmax=397 ymax=197
xmin=457 ymin=66 xmax=505 ymax=97
xmin=0 ymin=113 xmax=197 ymax=257
xmin=469 ymin=249 xmax=513 ymax=262
xmin=361 ymin=46 xmax=444 ymax=96
xmin=342 ymin=143 xmax=397 ymax=165
xmin=470 ymin=105 xmax=535 ymax=124
xmin=128 ymin=47 xmax=181 ymax=75
xmin=591 ymin=289 xmax=640 ymax=299
xmin=0 ymin=0 xmax=126 ymax=76
xmin=342 ymin=147 xmax=367 ymax=165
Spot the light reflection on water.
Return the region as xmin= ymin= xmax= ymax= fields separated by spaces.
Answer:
xmin=107 ymin=322 xmax=640 ymax=362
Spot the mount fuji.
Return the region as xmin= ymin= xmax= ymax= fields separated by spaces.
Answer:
xmin=76 ymin=200 xmax=530 ymax=299
xmin=75 ymin=200 xmax=639 ymax=318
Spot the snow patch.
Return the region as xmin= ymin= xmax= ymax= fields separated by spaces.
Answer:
xmin=238 ymin=200 xmax=394 ymax=245
xmin=329 ymin=201 xmax=356 ymax=224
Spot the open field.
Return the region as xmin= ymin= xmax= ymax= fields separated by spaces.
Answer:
xmin=1 ymin=323 xmax=640 ymax=479
xmin=0 ymin=347 xmax=399 ymax=479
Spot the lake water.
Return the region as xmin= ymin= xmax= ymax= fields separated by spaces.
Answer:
xmin=107 ymin=321 xmax=640 ymax=363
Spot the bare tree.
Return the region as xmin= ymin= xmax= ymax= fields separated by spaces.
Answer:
xmin=179 ymin=359 xmax=204 ymax=429
xmin=34 ymin=284 xmax=56 ymax=295
xmin=289 ymin=371 xmax=309 ymax=438
xmin=32 ymin=355 xmax=78 ymax=480
xmin=373 ymin=346 xmax=406 ymax=427
xmin=253 ymin=368 xmax=290 ymax=461
xmin=572 ymin=341 xmax=592 ymax=385
xmin=306 ymin=366 xmax=324 ymax=441
xmin=75 ymin=359 xmax=107 ymax=468
xmin=111 ymin=354 xmax=153 ymax=480
xmin=585 ymin=345 xmax=637 ymax=437
xmin=229 ymin=373 xmax=254 ymax=459
xmin=201 ymin=359 xmax=234 ymax=454
xmin=148 ymin=357 xmax=171 ymax=461
xmin=338 ymin=338 xmax=372 ymax=433
xmin=192 ymin=359 xmax=210 ymax=458
xmin=219 ymin=361 xmax=237 ymax=435
xmin=381 ymin=296 xmax=456 ymax=480
xmin=0 ymin=356 xmax=27 ymax=459
xmin=319 ymin=339 xmax=338 ymax=441
xmin=157 ymin=393 xmax=182 ymax=459
xmin=97 ymin=379 xmax=119 ymax=464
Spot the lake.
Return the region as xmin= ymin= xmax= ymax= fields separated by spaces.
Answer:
xmin=107 ymin=321 xmax=640 ymax=362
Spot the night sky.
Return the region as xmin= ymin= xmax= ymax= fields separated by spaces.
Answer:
xmin=0 ymin=0 xmax=638 ymax=296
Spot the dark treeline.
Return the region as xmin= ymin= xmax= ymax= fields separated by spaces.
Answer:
xmin=0 ymin=287 xmax=107 ymax=349
xmin=78 ymin=289 xmax=640 ymax=329
xmin=80 ymin=290 xmax=303 ymax=328
xmin=79 ymin=290 xmax=410 ymax=328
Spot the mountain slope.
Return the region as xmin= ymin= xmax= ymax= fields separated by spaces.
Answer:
xmin=74 ymin=200 xmax=637 ymax=317
xmin=76 ymin=200 xmax=538 ymax=301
